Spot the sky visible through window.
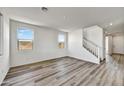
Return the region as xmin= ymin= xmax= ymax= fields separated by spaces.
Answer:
xmin=58 ymin=34 xmax=65 ymax=42
xmin=17 ymin=28 xmax=33 ymax=40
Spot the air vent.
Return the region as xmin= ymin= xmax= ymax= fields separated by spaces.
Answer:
xmin=41 ymin=7 xmax=48 ymax=12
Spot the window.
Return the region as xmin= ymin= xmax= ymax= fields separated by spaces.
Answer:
xmin=58 ymin=33 xmax=65 ymax=48
xmin=0 ymin=13 xmax=3 ymax=56
xmin=17 ymin=27 xmax=34 ymax=50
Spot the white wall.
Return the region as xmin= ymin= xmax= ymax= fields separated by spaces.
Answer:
xmin=84 ymin=26 xmax=105 ymax=60
xmin=10 ymin=20 xmax=68 ymax=67
xmin=68 ymin=29 xmax=99 ymax=64
xmin=106 ymin=36 xmax=113 ymax=55
xmin=0 ymin=8 xmax=10 ymax=85
xmin=112 ymin=34 xmax=124 ymax=54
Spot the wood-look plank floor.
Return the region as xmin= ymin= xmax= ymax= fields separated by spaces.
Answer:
xmin=1 ymin=54 xmax=124 ymax=86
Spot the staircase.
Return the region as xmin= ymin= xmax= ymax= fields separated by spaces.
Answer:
xmin=83 ymin=38 xmax=101 ymax=62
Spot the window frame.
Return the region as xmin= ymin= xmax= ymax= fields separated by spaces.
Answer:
xmin=17 ymin=27 xmax=34 ymax=51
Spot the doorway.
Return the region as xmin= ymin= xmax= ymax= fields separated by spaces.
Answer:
xmin=105 ymin=36 xmax=113 ymax=55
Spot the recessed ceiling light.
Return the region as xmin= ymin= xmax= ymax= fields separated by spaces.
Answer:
xmin=41 ymin=7 xmax=48 ymax=12
xmin=110 ymin=23 xmax=112 ymax=26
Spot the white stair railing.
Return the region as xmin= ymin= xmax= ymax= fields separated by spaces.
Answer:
xmin=83 ymin=39 xmax=100 ymax=62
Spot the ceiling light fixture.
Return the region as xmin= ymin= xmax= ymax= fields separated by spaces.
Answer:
xmin=41 ymin=7 xmax=48 ymax=12
xmin=110 ymin=23 xmax=113 ymax=26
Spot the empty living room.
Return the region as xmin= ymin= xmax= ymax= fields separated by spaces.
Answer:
xmin=0 ymin=6 xmax=124 ymax=87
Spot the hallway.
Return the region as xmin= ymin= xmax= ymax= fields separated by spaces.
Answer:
xmin=106 ymin=54 xmax=124 ymax=71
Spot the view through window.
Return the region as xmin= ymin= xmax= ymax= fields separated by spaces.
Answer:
xmin=58 ymin=33 xmax=65 ymax=48
xmin=17 ymin=27 xmax=34 ymax=50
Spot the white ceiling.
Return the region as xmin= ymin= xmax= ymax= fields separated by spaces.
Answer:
xmin=3 ymin=7 xmax=124 ymax=33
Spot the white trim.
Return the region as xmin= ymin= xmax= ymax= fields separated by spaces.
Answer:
xmin=0 ymin=12 xmax=3 ymax=56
